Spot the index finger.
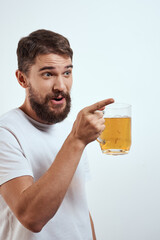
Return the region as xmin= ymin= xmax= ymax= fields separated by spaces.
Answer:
xmin=87 ymin=98 xmax=115 ymax=113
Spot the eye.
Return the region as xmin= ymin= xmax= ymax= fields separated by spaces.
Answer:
xmin=42 ymin=72 xmax=52 ymax=77
xmin=64 ymin=71 xmax=71 ymax=76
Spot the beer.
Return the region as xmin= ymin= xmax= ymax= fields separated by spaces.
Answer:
xmin=99 ymin=117 xmax=131 ymax=155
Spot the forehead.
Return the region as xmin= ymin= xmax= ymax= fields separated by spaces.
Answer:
xmin=34 ymin=53 xmax=72 ymax=69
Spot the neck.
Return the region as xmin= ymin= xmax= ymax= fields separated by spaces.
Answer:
xmin=19 ymin=99 xmax=48 ymax=124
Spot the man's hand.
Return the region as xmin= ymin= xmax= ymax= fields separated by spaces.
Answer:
xmin=71 ymin=98 xmax=114 ymax=145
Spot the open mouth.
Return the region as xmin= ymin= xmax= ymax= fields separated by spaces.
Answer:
xmin=53 ymin=97 xmax=64 ymax=101
xmin=51 ymin=96 xmax=65 ymax=105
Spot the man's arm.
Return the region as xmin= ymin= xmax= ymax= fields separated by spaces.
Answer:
xmin=0 ymin=98 xmax=114 ymax=233
xmin=89 ymin=212 xmax=97 ymax=240
xmin=0 ymin=135 xmax=85 ymax=232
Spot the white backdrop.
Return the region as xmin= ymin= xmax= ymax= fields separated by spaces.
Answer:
xmin=0 ymin=0 xmax=160 ymax=239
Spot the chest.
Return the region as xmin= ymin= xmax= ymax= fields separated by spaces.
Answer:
xmin=18 ymin=124 xmax=70 ymax=181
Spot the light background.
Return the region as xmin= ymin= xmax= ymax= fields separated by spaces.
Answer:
xmin=0 ymin=0 xmax=160 ymax=239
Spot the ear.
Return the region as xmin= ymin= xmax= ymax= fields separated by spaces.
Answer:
xmin=15 ymin=70 xmax=28 ymax=88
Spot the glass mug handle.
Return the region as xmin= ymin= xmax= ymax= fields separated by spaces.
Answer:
xmin=97 ymin=137 xmax=101 ymax=143
xmin=97 ymin=110 xmax=105 ymax=144
xmin=97 ymin=136 xmax=105 ymax=144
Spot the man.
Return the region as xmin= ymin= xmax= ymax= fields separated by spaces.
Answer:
xmin=0 ymin=29 xmax=114 ymax=240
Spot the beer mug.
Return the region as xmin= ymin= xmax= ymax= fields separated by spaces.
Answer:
xmin=97 ymin=103 xmax=132 ymax=155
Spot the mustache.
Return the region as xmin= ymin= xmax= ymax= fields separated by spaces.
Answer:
xmin=45 ymin=90 xmax=70 ymax=103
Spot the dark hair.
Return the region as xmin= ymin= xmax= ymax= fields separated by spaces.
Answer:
xmin=17 ymin=29 xmax=73 ymax=75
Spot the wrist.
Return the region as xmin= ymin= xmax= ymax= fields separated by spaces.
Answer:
xmin=67 ymin=132 xmax=86 ymax=152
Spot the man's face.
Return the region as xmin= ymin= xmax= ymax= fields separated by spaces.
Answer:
xmin=25 ymin=53 xmax=73 ymax=124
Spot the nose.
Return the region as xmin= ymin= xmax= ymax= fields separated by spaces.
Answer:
xmin=53 ymin=75 xmax=66 ymax=92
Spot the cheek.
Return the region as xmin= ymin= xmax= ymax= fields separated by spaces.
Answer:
xmin=37 ymin=82 xmax=52 ymax=94
xmin=67 ymin=78 xmax=73 ymax=91
xmin=31 ymin=85 xmax=50 ymax=101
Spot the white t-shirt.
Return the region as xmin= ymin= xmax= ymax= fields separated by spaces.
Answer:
xmin=0 ymin=108 xmax=92 ymax=240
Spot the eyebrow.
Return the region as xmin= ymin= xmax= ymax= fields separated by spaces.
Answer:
xmin=39 ymin=65 xmax=73 ymax=72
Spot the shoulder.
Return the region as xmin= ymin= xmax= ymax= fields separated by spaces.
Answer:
xmin=0 ymin=108 xmax=27 ymax=127
xmin=0 ymin=109 xmax=35 ymax=143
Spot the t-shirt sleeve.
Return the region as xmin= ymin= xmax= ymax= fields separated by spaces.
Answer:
xmin=0 ymin=127 xmax=33 ymax=186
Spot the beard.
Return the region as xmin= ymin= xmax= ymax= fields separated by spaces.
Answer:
xmin=28 ymin=84 xmax=71 ymax=124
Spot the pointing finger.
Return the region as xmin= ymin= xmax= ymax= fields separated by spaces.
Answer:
xmin=87 ymin=98 xmax=114 ymax=113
